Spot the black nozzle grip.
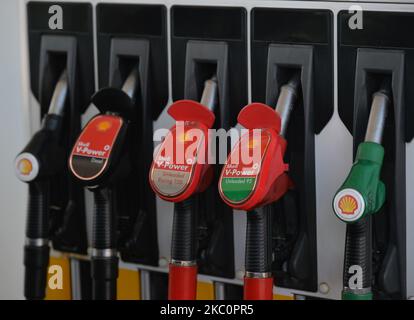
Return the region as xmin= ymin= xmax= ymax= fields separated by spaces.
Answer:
xmin=171 ymin=198 xmax=197 ymax=262
xmin=23 ymin=244 xmax=49 ymax=300
xmin=343 ymin=216 xmax=372 ymax=289
xmin=92 ymin=189 xmax=116 ymax=249
xmin=91 ymin=256 xmax=119 ymax=300
xmin=245 ymin=207 xmax=273 ymax=274
xmin=26 ymin=183 xmax=49 ymax=239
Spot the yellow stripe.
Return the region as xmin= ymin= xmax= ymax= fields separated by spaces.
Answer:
xmin=117 ymin=269 xmax=141 ymax=300
xmin=197 ymin=281 xmax=215 ymax=300
xmin=273 ymin=293 xmax=294 ymax=300
xmin=45 ymin=256 xmax=72 ymax=300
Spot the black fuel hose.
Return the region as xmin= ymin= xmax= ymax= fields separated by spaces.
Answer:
xmin=91 ymin=188 xmax=118 ymax=300
xmin=24 ymin=181 xmax=50 ymax=300
xmin=171 ymin=198 xmax=197 ymax=262
xmin=343 ymin=216 xmax=372 ymax=290
xmin=245 ymin=207 xmax=272 ymax=274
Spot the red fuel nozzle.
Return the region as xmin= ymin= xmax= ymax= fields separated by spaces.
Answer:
xmin=149 ymin=84 xmax=216 ymax=203
xmin=149 ymin=76 xmax=217 ymax=300
xmin=218 ymin=73 xmax=300 ymax=300
xmin=218 ymin=102 xmax=290 ymax=211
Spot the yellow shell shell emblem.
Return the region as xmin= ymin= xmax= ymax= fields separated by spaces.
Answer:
xmin=96 ymin=120 xmax=112 ymax=132
xmin=338 ymin=195 xmax=358 ymax=215
xmin=18 ymin=158 xmax=33 ymax=176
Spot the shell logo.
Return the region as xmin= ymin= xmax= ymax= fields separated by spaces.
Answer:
xmin=96 ymin=120 xmax=112 ymax=132
xmin=248 ymin=138 xmax=260 ymax=149
xmin=15 ymin=152 xmax=39 ymax=182
xmin=333 ymin=188 xmax=365 ymax=222
xmin=338 ymin=195 xmax=358 ymax=215
xmin=177 ymin=131 xmax=192 ymax=143
xmin=17 ymin=158 xmax=33 ymax=176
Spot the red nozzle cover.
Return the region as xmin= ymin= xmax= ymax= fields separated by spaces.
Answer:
xmin=237 ymin=102 xmax=281 ymax=131
xmin=149 ymin=100 xmax=215 ymax=202
xmin=218 ymin=103 xmax=291 ymax=211
xmin=168 ymin=100 xmax=215 ymax=128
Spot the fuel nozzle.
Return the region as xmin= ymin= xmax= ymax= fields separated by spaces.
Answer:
xmin=149 ymin=75 xmax=217 ymax=202
xmin=14 ymin=69 xmax=68 ymax=300
xmin=218 ymin=73 xmax=300 ymax=300
xmin=333 ymin=80 xmax=390 ymax=301
xmin=149 ymin=75 xmax=217 ymax=300
xmin=333 ymin=82 xmax=389 ymax=223
xmin=69 ymin=67 xmax=138 ymax=300
xmin=219 ymin=72 xmax=301 ymax=211
xmin=15 ymin=70 xmax=68 ymax=183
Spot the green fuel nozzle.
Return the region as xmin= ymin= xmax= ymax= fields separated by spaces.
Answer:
xmin=333 ymin=141 xmax=385 ymax=223
xmin=333 ymin=87 xmax=389 ymax=223
xmin=334 ymin=80 xmax=390 ymax=301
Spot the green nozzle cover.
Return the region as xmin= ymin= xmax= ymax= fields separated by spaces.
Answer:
xmin=333 ymin=142 xmax=385 ymax=223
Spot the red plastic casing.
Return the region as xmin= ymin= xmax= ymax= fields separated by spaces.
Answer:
xmin=243 ymin=277 xmax=273 ymax=300
xmin=218 ymin=103 xmax=292 ymax=211
xmin=168 ymin=264 xmax=198 ymax=300
xmin=149 ymin=100 xmax=215 ymax=203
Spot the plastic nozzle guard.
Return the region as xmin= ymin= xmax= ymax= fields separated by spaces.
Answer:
xmin=149 ymin=100 xmax=215 ymax=202
xmin=218 ymin=103 xmax=291 ymax=211
xmin=333 ymin=141 xmax=385 ymax=223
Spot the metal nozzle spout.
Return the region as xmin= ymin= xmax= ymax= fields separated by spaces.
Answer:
xmin=48 ymin=69 xmax=68 ymax=116
xmin=275 ymin=73 xmax=301 ymax=137
xmin=364 ymin=83 xmax=391 ymax=144
xmin=200 ymin=75 xmax=218 ymax=112
xmin=121 ymin=67 xmax=140 ymax=99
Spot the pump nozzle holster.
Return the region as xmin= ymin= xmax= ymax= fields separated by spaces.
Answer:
xmin=333 ymin=141 xmax=385 ymax=223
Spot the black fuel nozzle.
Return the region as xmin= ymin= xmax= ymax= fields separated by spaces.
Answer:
xmin=14 ymin=70 xmax=68 ymax=300
xmin=69 ymin=67 xmax=139 ymax=300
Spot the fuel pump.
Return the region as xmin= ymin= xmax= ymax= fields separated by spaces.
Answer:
xmin=333 ymin=82 xmax=390 ymax=300
xmin=14 ymin=70 xmax=68 ymax=300
xmin=69 ymin=68 xmax=139 ymax=300
xmin=218 ymin=74 xmax=300 ymax=300
xmin=149 ymin=76 xmax=217 ymax=300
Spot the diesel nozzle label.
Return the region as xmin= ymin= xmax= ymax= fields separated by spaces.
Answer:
xmin=150 ymin=122 xmax=206 ymax=197
xmin=220 ymin=130 xmax=270 ymax=204
xmin=69 ymin=115 xmax=123 ymax=181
